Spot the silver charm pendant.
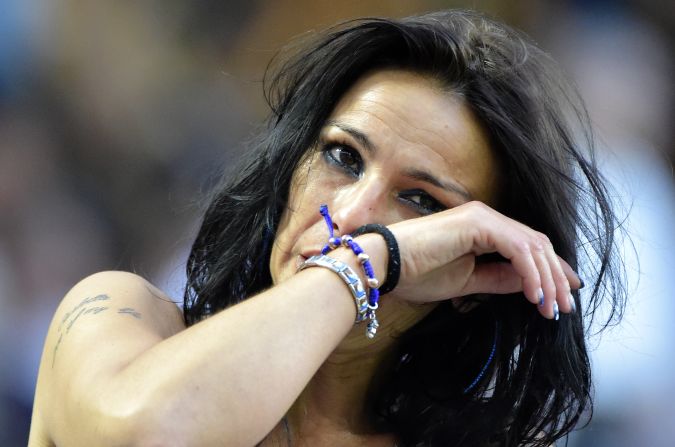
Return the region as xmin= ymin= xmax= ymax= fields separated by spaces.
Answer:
xmin=366 ymin=311 xmax=380 ymax=339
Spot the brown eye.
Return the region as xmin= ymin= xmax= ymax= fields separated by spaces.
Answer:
xmin=323 ymin=143 xmax=363 ymax=176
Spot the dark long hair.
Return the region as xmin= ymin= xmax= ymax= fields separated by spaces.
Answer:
xmin=184 ymin=10 xmax=625 ymax=446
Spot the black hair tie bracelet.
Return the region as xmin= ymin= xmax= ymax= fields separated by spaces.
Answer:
xmin=352 ymin=224 xmax=400 ymax=295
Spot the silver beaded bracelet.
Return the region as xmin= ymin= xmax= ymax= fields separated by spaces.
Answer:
xmin=298 ymin=254 xmax=369 ymax=323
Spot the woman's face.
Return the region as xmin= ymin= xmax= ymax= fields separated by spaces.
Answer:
xmin=270 ymin=69 xmax=500 ymax=285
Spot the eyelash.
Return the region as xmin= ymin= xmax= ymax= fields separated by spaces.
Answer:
xmin=321 ymin=142 xmax=363 ymax=177
xmin=398 ymin=190 xmax=446 ymax=215
xmin=320 ymin=141 xmax=446 ymax=215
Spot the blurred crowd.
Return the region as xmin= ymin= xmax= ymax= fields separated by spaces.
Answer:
xmin=0 ymin=1 xmax=672 ymax=445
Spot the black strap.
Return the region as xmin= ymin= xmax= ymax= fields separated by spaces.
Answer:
xmin=352 ymin=224 xmax=400 ymax=295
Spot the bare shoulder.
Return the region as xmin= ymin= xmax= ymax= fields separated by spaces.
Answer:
xmin=41 ymin=270 xmax=186 ymax=377
xmin=63 ymin=270 xmax=183 ymax=331
xmin=30 ymin=271 xmax=186 ymax=445
xmin=48 ymin=271 xmax=185 ymax=351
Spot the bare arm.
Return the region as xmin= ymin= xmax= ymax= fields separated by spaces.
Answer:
xmin=30 ymin=202 xmax=578 ymax=446
xmin=31 ymin=262 xmax=365 ymax=447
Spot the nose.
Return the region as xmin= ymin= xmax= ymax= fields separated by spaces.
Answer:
xmin=329 ymin=178 xmax=390 ymax=236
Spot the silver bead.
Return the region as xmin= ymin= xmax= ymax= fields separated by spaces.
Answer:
xmin=341 ymin=235 xmax=353 ymax=246
xmin=357 ymin=253 xmax=370 ymax=263
xmin=328 ymin=237 xmax=340 ymax=249
xmin=367 ymin=277 xmax=379 ymax=289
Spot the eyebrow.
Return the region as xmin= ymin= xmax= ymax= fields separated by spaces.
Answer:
xmin=326 ymin=121 xmax=473 ymax=201
xmin=326 ymin=121 xmax=376 ymax=153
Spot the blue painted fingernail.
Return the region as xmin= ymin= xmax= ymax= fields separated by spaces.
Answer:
xmin=578 ymin=277 xmax=585 ymax=289
xmin=569 ymin=294 xmax=576 ymax=313
xmin=553 ymin=302 xmax=560 ymax=321
xmin=537 ymin=288 xmax=544 ymax=307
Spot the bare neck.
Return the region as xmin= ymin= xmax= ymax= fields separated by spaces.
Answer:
xmin=286 ymin=329 xmax=397 ymax=446
xmin=285 ymin=299 xmax=436 ymax=446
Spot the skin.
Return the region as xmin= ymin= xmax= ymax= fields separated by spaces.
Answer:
xmin=271 ymin=71 xmax=499 ymax=355
xmin=266 ymin=70 xmax=576 ymax=445
xmin=29 ymin=69 xmax=578 ymax=447
xmin=269 ymin=69 xmax=494 ymax=444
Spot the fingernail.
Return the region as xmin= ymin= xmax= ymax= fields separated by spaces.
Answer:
xmin=568 ymin=294 xmax=576 ymax=313
xmin=553 ymin=302 xmax=560 ymax=321
xmin=579 ymin=277 xmax=585 ymax=289
xmin=537 ymin=288 xmax=544 ymax=307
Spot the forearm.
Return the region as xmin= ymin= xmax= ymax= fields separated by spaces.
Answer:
xmin=105 ymin=265 xmax=361 ymax=446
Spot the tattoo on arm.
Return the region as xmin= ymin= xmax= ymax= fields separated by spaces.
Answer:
xmin=52 ymin=293 xmax=143 ymax=368
xmin=118 ymin=307 xmax=142 ymax=319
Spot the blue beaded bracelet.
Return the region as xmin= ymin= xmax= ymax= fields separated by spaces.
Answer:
xmin=352 ymin=224 xmax=400 ymax=295
xmin=319 ymin=205 xmax=381 ymax=338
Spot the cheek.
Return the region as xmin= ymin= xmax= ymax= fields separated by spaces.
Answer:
xmin=269 ymin=189 xmax=306 ymax=284
xmin=269 ymin=157 xmax=336 ymax=282
xmin=269 ymin=217 xmax=290 ymax=284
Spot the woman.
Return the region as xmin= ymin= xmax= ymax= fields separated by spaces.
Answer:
xmin=29 ymin=10 xmax=624 ymax=447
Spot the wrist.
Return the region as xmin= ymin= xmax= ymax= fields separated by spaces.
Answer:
xmin=351 ymin=224 xmax=400 ymax=295
xmin=331 ymin=233 xmax=388 ymax=287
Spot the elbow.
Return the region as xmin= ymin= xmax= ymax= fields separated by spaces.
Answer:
xmin=101 ymin=400 xmax=247 ymax=447
xmin=98 ymin=406 xmax=190 ymax=447
xmin=81 ymin=397 xmax=189 ymax=447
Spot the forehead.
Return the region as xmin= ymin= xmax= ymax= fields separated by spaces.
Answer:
xmin=327 ymin=69 xmax=500 ymax=204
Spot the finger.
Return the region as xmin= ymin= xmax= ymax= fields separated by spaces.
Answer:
xmin=512 ymin=221 xmax=575 ymax=317
xmin=504 ymin=242 xmax=543 ymax=306
xmin=531 ymin=240 xmax=557 ymax=319
xmin=471 ymin=221 xmax=543 ymax=306
xmin=457 ymin=205 xmax=561 ymax=314
xmin=467 ymin=218 xmax=551 ymax=309
xmin=546 ymin=249 xmax=573 ymax=314
xmin=505 ymin=220 xmax=574 ymax=318
xmin=463 ymin=262 xmax=522 ymax=295
xmin=558 ymin=257 xmax=582 ymax=290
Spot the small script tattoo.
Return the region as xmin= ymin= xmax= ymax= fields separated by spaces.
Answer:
xmin=51 ymin=293 xmax=143 ymax=368
xmin=118 ymin=307 xmax=142 ymax=319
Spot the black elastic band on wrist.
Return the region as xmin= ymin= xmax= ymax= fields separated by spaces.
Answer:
xmin=352 ymin=224 xmax=400 ymax=295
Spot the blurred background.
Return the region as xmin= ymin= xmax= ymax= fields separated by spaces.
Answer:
xmin=0 ymin=0 xmax=672 ymax=445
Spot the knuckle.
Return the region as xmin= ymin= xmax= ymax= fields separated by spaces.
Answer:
xmin=459 ymin=203 xmax=487 ymax=228
xmin=464 ymin=200 xmax=490 ymax=217
xmin=466 ymin=200 xmax=486 ymax=209
xmin=514 ymin=240 xmax=531 ymax=255
xmin=534 ymin=231 xmax=551 ymax=245
xmin=531 ymin=240 xmax=546 ymax=254
xmin=531 ymin=232 xmax=551 ymax=252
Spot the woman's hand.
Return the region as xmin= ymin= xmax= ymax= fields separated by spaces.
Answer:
xmin=387 ymin=201 xmax=579 ymax=319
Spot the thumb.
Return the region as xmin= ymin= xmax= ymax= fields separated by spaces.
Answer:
xmin=462 ymin=262 xmax=523 ymax=296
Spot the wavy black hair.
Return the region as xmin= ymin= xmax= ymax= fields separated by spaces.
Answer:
xmin=184 ymin=10 xmax=625 ymax=446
